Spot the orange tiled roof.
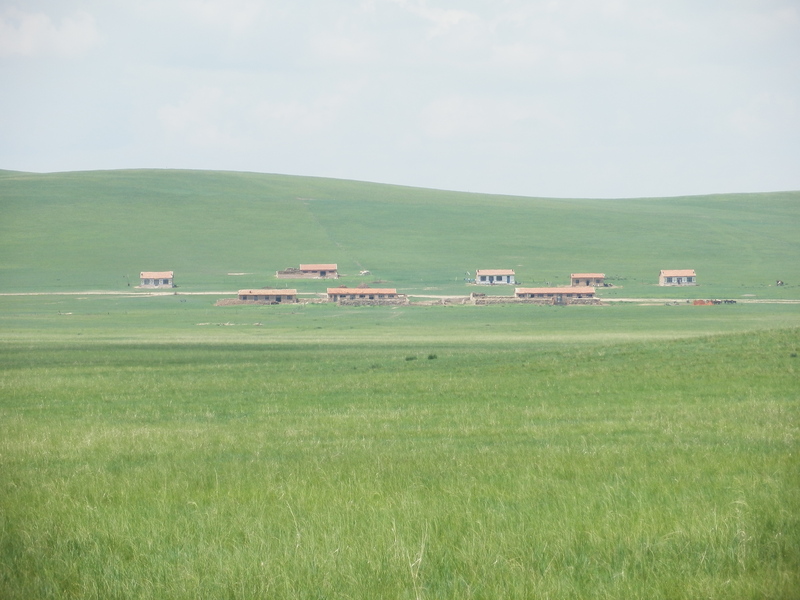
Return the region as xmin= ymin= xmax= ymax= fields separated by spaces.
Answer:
xmin=300 ymin=264 xmax=338 ymax=271
xmin=476 ymin=269 xmax=515 ymax=276
xmin=571 ymin=273 xmax=605 ymax=279
xmin=140 ymin=271 xmax=173 ymax=279
xmin=660 ymin=269 xmax=695 ymax=277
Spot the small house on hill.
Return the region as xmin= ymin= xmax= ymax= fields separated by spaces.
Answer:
xmin=515 ymin=287 xmax=596 ymax=305
xmin=475 ymin=269 xmax=515 ymax=285
xmin=238 ymin=289 xmax=297 ymax=303
xmin=140 ymin=271 xmax=174 ymax=288
xmin=571 ymin=273 xmax=605 ymax=287
xmin=327 ymin=287 xmax=403 ymax=304
xmin=659 ymin=269 xmax=696 ymax=286
xmin=277 ymin=264 xmax=338 ymax=279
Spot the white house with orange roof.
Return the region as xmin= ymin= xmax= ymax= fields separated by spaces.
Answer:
xmin=659 ymin=269 xmax=696 ymax=286
xmin=139 ymin=271 xmax=174 ymax=288
xmin=475 ymin=269 xmax=515 ymax=285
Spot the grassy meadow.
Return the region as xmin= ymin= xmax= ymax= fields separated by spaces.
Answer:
xmin=1 ymin=325 xmax=798 ymax=598
xmin=1 ymin=169 xmax=799 ymax=598
xmin=1 ymin=169 xmax=798 ymax=297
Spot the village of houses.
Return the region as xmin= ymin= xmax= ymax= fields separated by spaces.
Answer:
xmin=138 ymin=266 xmax=701 ymax=307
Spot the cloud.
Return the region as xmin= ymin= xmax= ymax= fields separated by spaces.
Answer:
xmin=421 ymin=94 xmax=534 ymax=140
xmin=0 ymin=7 xmax=100 ymax=58
xmin=388 ymin=0 xmax=480 ymax=39
xmin=156 ymin=79 xmax=364 ymax=153
xmin=179 ymin=0 xmax=265 ymax=34
xmin=728 ymin=92 xmax=799 ymax=138
xmin=157 ymin=87 xmax=240 ymax=149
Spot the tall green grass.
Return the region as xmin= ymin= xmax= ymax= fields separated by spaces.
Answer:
xmin=1 ymin=329 xmax=798 ymax=598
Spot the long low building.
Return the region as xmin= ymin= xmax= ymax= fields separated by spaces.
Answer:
xmin=238 ymin=289 xmax=297 ymax=303
xmin=277 ymin=264 xmax=338 ymax=279
xmin=475 ymin=269 xmax=515 ymax=284
xmin=327 ymin=287 xmax=402 ymax=303
xmin=659 ymin=269 xmax=696 ymax=286
xmin=140 ymin=271 xmax=174 ymax=288
xmin=571 ymin=273 xmax=605 ymax=287
xmin=515 ymin=286 xmax=596 ymax=304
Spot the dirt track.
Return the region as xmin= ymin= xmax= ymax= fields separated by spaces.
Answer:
xmin=2 ymin=291 xmax=799 ymax=304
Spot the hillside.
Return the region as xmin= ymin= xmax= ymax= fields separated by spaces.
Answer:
xmin=1 ymin=169 xmax=798 ymax=298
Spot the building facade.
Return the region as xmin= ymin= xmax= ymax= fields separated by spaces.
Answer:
xmin=237 ymin=289 xmax=297 ymax=303
xmin=515 ymin=286 xmax=596 ymax=304
xmin=277 ymin=264 xmax=339 ymax=279
xmin=139 ymin=271 xmax=174 ymax=288
xmin=475 ymin=269 xmax=516 ymax=285
xmin=571 ymin=273 xmax=605 ymax=287
xmin=659 ymin=269 xmax=696 ymax=286
xmin=327 ymin=287 xmax=402 ymax=303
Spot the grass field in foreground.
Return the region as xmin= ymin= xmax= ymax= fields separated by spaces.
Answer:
xmin=1 ymin=327 xmax=798 ymax=599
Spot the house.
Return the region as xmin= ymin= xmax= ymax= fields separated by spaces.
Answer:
xmin=475 ymin=269 xmax=515 ymax=285
xmin=571 ymin=273 xmax=605 ymax=287
xmin=238 ymin=289 xmax=297 ymax=303
xmin=515 ymin=287 xmax=596 ymax=304
xmin=327 ymin=287 xmax=403 ymax=303
xmin=659 ymin=269 xmax=696 ymax=286
xmin=139 ymin=271 xmax=174 ymax=288
xmin=276 ymin=264 xmax=338 ymax=279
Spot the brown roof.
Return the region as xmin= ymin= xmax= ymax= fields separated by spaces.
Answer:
xmin=140 ymin=271 xmax=173 ymax=279
xmin=571 ymin=273 xmax=605 ymax=279
xmin=516 ymin=287 xmax=595 ymax=295
xmin=660 ymin=269 xmax=696 ymax=277
xmin=476 ymin=269 xmax=515 ymax=276
xmin=239 ymin=289 xmax=297 ymax=295
xmin=327 ymin=288 xmax=397 ymax=295
xmin=300 ymin=264 xmax=338 ymax=271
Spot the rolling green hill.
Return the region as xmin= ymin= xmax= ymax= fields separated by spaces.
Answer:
xmin=2 ymin=169 xmax=799 ymax=598
xmin=1 ymin=169 xmax=798 ymax=298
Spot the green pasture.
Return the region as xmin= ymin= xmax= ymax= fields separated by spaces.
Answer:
xmin=1 ymin=169 xmax=798 ymax=297
xmin=1 ymin=170 xmax=798 ymax=597
xmin=2 ymin=294 xmax=800 ymax=345
xmin=1 ymin=324 xmax=798 ymax=598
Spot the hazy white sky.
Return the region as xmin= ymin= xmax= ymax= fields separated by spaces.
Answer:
xmin=1 ymin=0 xmax=799 ymax=197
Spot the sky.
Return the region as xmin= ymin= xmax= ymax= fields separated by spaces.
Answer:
xmin=1 ymin=0 xmax=799 ymax=198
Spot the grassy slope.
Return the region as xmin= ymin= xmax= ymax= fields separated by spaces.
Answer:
xmin=1 ymin=169 xmax=798 ymax=297
xmin=1 ymin=170 xmax=799 ymax=598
